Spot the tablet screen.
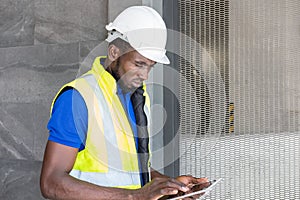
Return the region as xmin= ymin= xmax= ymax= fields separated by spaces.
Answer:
xmin=167 ymin=178 xmax=223 ymax=200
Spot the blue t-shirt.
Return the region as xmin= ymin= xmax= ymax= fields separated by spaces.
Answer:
xmin=47 ymin=86 xmax=138 ymax=151
xmin=47 ymin=88 xmax=87 ymax=151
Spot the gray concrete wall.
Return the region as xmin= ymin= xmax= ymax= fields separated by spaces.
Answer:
xmin=0 ymin=0 xmax=165 ymax=198
xmin=0 ymin=0 xmax=108 ymax=199
xmin=108 ymin=0 xmax=142 ymax=21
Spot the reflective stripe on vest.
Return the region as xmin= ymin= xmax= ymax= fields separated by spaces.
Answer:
xmin=50 ymin=56 xmax=151 ymax=189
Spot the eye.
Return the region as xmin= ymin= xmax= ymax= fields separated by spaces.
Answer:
xmin=135 ymin=63 xmax=143 ymax=68
xmin=134 ymin=62 xmax=144 ymax=68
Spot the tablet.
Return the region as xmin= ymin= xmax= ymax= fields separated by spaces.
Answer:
xmin=167 ymin=178 xmax=223 ymax=200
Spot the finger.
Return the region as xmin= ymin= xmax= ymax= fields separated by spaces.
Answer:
xmin=195 ymin=182 xmax=210 ymax=190
xmin=183 ymin=197 xmax=196 ymax=200
xmin=164 ymin=178 xmax=190 ymax=192
xmin=182 ymin=197 xmax=194 ymax=200
xmin=158 ymin=179 xmax=189 ymax=192
xmin=178 ymin=176 xmax=200 ymax=187
xmin=196 ymin=177 xmax=209 ymax=184
xmin=188 ymin=177 xmax=201 ymax=185
xmin=177 ymin=176 xmax=198 ymax=185
xmin=150 ymin=177 xmax=189 ymax=196
xmin=189 ymin=193 xmax=201 ymax=199
xmin=160 ymin=188 xmax=179 ymax=196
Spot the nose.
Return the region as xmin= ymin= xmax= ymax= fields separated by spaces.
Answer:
xmin=138 ymin=67 xmax=149 ymax=80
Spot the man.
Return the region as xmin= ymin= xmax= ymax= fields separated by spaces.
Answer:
xmin=40 ymin=6 xmax=208 ymax=200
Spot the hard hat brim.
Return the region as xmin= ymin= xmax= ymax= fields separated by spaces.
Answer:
xmin=105 ymin=31 xmax=171 ymax=64
xmin=136 ymin=48 xmax=170 ymax=65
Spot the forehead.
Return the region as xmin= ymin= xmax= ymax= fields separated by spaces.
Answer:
xmin=121 ymin=50 xmax=155 ymax=65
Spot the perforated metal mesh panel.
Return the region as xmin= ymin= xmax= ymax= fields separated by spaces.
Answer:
xmin=178 ymin=0 xmax=300 ymax=199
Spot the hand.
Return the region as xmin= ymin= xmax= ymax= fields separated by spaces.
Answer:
xmin=176 ymin=175 xmax=208 ymax=187
xmin=136 ymin=177 xmax=191 ymax=200
xmin=172 ymin=175 xmax=210 ymax=200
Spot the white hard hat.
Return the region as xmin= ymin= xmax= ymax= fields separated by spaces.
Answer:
xmin=106 ymin=6 xmax=170 ymax=64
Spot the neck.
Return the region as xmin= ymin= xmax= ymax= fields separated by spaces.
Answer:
xmin=103 ymin=56 xmax=111 ymax=69
xmin=104 ymin=57 xmax=119 ymax=80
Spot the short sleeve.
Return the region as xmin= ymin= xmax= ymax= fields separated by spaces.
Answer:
xmin=47 ymin=88 xmax=88 ymax=151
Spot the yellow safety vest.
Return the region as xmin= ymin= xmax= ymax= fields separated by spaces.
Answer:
xmin=50 ymin=56 xmax=151 ymax=189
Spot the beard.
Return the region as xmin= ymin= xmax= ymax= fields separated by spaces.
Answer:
xmin=109 ymin=58 xmax=137 ymax=93
xmin=110 ymin=58 xmax=121 ymax=81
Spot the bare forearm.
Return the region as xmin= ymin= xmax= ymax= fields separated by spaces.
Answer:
xmin=40 ymin=140 xmax=187 ymax=200
xmin=41 ymin=173 xmax=138 ymax=200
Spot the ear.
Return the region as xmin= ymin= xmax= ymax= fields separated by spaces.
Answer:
xmin=107 ymin=44 xmax=121 ymax=62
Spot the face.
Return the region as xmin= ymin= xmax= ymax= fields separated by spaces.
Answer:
xmin=115 ymin=50 xmax=156 ymax=90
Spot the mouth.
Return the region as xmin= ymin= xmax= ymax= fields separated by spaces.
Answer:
xmin=132 ymin=79 xmax=142 ymax=87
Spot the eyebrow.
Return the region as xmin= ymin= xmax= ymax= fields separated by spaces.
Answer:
xmin=135 ymin=60 xmax=156 ymax=67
